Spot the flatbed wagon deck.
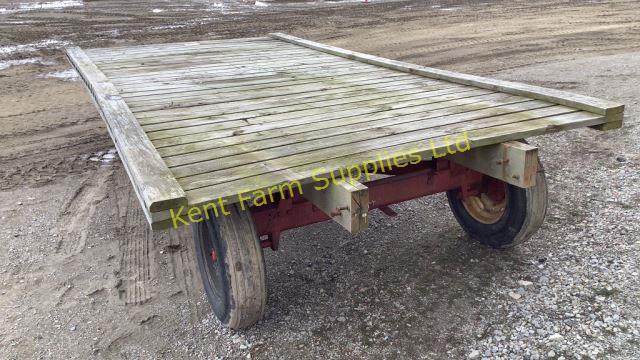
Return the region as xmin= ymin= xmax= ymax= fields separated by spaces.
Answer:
xmin=67 ymin=34 xmax=623 ymax=229
xmin=66 ymin=34 xmax=624 ymax=329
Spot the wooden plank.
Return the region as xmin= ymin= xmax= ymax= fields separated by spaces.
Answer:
xmin=183 ymin=111 xmax=605 ymax=207
xmin=112 ymin=62 xmax=387 ymax=94
xmin=146 ymin=87 xmax=488 ymax=141
xmin=173 ymin=101 xmax=562 ymax=189
xmin=101 ymin=58 xmax=347 ymax=81
xmin=107 ymin=57 xmax=382 ymax=84
xmin=114 ymin=71 xmax=384 ymax=100
xmin=133 ymin=77 xmax=453 ymax=124
xmin=118 ymin=71 xmax=392 ymax=108
xmin=116 ymin=66 xmax=401 ymax=98
xmin=124 ymin=69 xmax=399 ymax=110
xmin=136 ymin=83 xmax=460 ymax=131
xmin=118 ymin=66 xmax=386 ymax=99
xmin=91 ymin=44 xmax=308 ymax=64
xmin=270 ymin=33 xmax=625 ymax=125
xmin=96 ymin=49 xmax=332 ymax=72
xmin=94 ymin=47 xmax=315 ymax=66
xmin=156 ymin=91 xmax=512 ymax=159
xmin=449 ymin=141 xmax=539 ymax=188
xmin=101 ymin=55 xmax=351 ymax=81
xmin=87 ymin=36 xmax=272 ymax=49
xmin=150 ymin=88 xmax=496 ymax=149
xmin=85 ymin=37 xmax=277 ymax=57
xmin=130 ymin=73 xmax=439 ymax=117
xmin=65 ymin=47 xmax=187 ymax=218
xmin=87 ymin=40 xmax=283 ymax=58
xmin=302 ymin=180 xmax=369 ymax=234
xmin=142 ymin=84 xmax=472 ymax=135
xmin=103 ymin=59 xmax=353 ymax=83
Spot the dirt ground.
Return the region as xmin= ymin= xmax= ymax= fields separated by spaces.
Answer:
xmin=1 ymin=0 xmax=639 ymax=359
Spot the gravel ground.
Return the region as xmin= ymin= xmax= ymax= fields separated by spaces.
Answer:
xmin=0 ymin=0 xmax=639 ymax=359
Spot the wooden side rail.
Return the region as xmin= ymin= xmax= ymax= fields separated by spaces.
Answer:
xmin=270 ymin=33 xmax=624 ymax=130
xmin=66 ymin=47 xmax=187 ymax=225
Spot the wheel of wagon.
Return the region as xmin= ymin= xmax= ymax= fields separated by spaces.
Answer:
xmin=446 ymin=159 xmax=548 ymax=249
xmin=192 ymin=204 xmax=266 ymax=329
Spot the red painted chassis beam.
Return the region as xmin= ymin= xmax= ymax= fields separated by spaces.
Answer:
xmin=250 ymin=160 xmax=484 ymax=249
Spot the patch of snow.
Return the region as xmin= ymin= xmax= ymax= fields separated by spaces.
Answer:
xmin=87 ymin=148 xmax=118 ymax=166
xmin=150 ymin=23 xmax=187 ymax=30
xmin=0 ymin=39 xmax=70 ymax=57
xmin=151 ymin=8 xmax=164 ymax=13
xmin=0 ymin=57 xmax=55 ymax=71
xmin=325 ymin=0 xmax=365 ymax=3
xmin=38 ymin=68 xmax=79 ymax=81
xmin=96 ymin=29 xmax=120 ymax=39
xmin=0 ymin=1 xmax=83 ymax=14
xmin=254 ymin=1 xmax=269 ymax=7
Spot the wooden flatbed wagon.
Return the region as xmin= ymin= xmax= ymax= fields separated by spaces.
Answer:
xmin=66 ymin=34 xmax=624 ymax=329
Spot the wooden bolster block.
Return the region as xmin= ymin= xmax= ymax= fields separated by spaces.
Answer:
xmin=302 ymin=180 xmax=369 ymax=234
xmin=449 ymin=141 xmax=539 ymax=188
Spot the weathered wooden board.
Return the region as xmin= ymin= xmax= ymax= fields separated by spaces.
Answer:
xmin=449 ymin=141 xmax=539 ymax=188
xmin=270 ymin=33 xmax=624 ymax=123
xmin=302 ymin=180 xmax=369 ymax=234
xmin=65 ymin=47 xmax=187 ymax=224
xmin=68 ymin=35 xmax=624 ymax=229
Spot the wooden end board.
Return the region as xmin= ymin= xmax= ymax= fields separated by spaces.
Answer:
xmin=65 ymin=47 xmax=187 ymax=224
xmin=270 ymin=33 xmax=624 ymax=128
xmin=449 ymin=141 xmax=539 ymax=188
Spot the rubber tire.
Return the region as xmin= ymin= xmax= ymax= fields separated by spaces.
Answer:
xmin=192 ymin=204 xmax=267 ymax=329
xmin=446 ymin=161 xmax=548 ymax=249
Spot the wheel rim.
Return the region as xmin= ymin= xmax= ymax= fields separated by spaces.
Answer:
xmin=462 ymin=180 xmax=508 ymax=224
xmin=198 ymin=220 xmax=227 ymax=315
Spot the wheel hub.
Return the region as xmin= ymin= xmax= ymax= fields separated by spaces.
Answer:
xmin=462 ymin=179 xmax=508 ymax=224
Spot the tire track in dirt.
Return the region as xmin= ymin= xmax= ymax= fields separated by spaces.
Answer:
xmin=55 ymin=167 xmax=111 ymax=255
xmin=114 ymin=168 xmax=157 ymax=306
xmin=105 ymin=165 xmax=209 ymax=353
xmin=99 ymin=164 xmax=208 ymax=349
xmin=166 ymin=225 xmax=209 ymax=330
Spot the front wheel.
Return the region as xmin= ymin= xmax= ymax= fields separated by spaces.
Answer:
xmin=192 ymin=204 xmax=267 ymax=329
xmin=446 ymin=161 xmax=548 ymax=248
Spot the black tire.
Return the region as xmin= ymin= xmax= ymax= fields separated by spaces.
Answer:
xmin=192 ymin=204 xmax=267 ymax=329
xmin=446 ymin=161 xmax=548 ymax=249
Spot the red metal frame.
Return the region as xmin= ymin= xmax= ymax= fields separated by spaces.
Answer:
xmin=251 ymin=159 xmax=487 ymax=250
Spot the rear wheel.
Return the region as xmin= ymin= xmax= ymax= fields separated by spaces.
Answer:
xmin=446 ymin=160 xmax=547 ymax=248
xmin=192 ymin=204 xmax=266 ymax=329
